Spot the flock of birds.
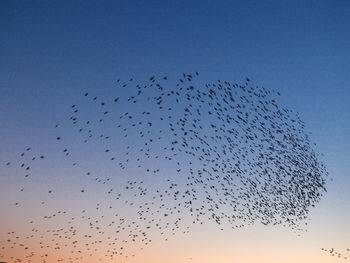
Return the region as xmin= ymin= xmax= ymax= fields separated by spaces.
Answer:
xmin=321 ymin=247 xmax=350 ymax=260
xmin=0 ymin=73 xmax=332 ymax=262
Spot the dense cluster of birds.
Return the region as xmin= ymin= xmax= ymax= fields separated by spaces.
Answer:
xmin=0 ymin=73 xmax=329 ymax=262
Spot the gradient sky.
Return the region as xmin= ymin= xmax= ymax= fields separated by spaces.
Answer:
xmin=0 ymin=1 xmax=349 ymax=262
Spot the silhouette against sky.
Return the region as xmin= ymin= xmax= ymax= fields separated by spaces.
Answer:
xmin=0 ymin=1 xmax=349 ymax=263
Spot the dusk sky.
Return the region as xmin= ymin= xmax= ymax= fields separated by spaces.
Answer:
xmin=0 ymin=1 xmax=349 ymax=263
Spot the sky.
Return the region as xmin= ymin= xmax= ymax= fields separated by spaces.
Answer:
xmin=0 ymin=1 xmax=349 ymax=262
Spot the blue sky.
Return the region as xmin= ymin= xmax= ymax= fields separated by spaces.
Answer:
xmin=0 ymin=1 xmax=349 ymax=262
